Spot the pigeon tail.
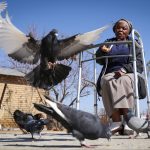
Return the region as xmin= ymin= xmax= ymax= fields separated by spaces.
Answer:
xmin=34 ymin=103 xmax=54 ymax=115
xmin=34 ymin=103 xmax=72 ymax=132
xmin=25 ymin=64 xmax=71 ymax=89
xmin=34 ymin=100 xmax=68 ymax=123
xmin=47 ymin=64 xmax=71 ymax=86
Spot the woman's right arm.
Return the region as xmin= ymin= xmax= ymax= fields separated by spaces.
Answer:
xmin=96 ymin=47 xmax=107 ymax=65
xmin=96 ymin=45 xmax=113 ymax=65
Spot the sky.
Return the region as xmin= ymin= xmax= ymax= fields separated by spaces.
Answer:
xmin=0 ymin=0 xmax=150 ymax=114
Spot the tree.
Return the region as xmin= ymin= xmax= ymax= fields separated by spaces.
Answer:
xmin=47 ymin=52 xmax=95 ymax=107
xmin=147 ymin=60 xmax=150 ymax=76
xmin=45 ymin=52 xmax=96 ymax=130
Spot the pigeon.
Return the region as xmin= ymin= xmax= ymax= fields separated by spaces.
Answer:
xmin=124 ymin=109 xmax=150 ymax=138
xmin=34 ymin=95 xmax=111 ymax=147
xmin=0 ymin=1 xmax=112 ymax=89
xmin=13 ymin=109 xmax=49 ymax=139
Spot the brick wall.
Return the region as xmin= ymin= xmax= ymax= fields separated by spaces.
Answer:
xmin=0 ymin=83 xmax=48 ymax=128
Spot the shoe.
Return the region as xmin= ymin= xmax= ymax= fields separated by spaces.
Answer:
xmin=110 ymin=122 xmax=122 ymax=135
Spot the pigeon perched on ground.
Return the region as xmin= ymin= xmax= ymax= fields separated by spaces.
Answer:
xmin=13 ymin=110 xmax=49 ymax=139
xmin=34 ymin=95 xmax=111 ymax=147
xmin=125 ymin=109 xmax=150 ymax=138
xmin=0 ymin=1 xmax=112 ymax=89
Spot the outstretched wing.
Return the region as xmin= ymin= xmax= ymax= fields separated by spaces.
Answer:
xmin=0 ymin=2 xmax=40 ymax=64
xmin=57 ymin=24 xmax=112 ymax=60
xmin=0 ymin=1 xmax=7 ymax=12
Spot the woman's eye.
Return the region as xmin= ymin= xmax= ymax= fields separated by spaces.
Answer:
xmin=116 ymin=27 xmax=128 ymax=31
xmin=123 ymin=27 xmax=128 ymax=30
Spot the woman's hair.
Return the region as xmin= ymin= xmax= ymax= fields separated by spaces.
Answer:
xmin=113 ymin=19 xmax=133 ymax=34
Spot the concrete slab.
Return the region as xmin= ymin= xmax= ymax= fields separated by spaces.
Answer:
xmin=0 ymin=131 xmax=150 ymax=150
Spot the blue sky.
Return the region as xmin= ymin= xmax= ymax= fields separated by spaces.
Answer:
xmin=0 ymin=0 xmax=150 ymax=113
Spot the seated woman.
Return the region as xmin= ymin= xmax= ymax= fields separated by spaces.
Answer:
xmin=96 ymin=18 xmax=149 ymax=136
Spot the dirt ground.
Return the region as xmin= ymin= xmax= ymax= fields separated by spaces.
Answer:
xmin=0 ymin=130 xmax=150 ymax=150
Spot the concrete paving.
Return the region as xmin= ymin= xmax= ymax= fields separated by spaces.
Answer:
xmin=0 ymin=130 xmax=150 ymax=150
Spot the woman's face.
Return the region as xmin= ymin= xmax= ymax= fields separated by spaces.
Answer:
xmin=114 ymin=21 xmax=130 ymax=41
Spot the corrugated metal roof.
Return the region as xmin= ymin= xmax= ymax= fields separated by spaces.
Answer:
xmin=0 ymin=67 xmax=25 ymax=77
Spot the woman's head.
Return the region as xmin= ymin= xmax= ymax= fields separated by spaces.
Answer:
xmin=113 ymin=19 xmax=132 ymax=40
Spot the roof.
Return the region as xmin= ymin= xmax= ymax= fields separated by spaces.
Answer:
xmin=0 ymin=67 xmax=25 ymax=77
xmin=0 ymin=67 xmax=27 ymax=85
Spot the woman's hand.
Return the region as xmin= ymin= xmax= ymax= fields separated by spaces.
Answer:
xmin=114 ymin=70 xmax=126 ymax=78
xmin=101 ymin=45 xmax=112 ymax=53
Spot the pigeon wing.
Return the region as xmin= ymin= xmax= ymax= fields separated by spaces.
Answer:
xmin=0 ymin=8 xmax=40 ymax=64
xmin=58 ymin=104 xmax=102 ymax=135
xmin=57 ymin=24 xmax=112 ymax=60
xmin=0 ymin=1 xmax=7 ymax=12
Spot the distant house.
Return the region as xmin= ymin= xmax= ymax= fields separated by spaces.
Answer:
xmin=0 ymin=67 xmax=48 ymax=129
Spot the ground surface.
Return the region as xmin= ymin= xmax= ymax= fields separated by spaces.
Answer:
xmin=0 ymin=130 xmax=150 ymax=150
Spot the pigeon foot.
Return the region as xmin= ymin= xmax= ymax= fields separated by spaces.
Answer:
xmin=80 ymin=141 xmax=94 ymax=148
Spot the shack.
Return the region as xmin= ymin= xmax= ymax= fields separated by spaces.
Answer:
xmin=0 ymin=67 xmax=48 ymax=129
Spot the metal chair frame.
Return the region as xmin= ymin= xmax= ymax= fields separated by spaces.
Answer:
xmin=76 ymin=29 xmax=150 ymax=118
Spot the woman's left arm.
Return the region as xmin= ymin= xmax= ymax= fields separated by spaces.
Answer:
xmin=122 ymin=46 xmax=143 ymax=73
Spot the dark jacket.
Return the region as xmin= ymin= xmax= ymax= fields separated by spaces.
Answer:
xmin=96 ymin=37 xmax=145 ymax=98
xmin=96 ymin=37 xmax=143 ymax=74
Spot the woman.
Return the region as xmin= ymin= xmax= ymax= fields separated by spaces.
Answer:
xmin=96 ymin=19 xmax=146 ymax=134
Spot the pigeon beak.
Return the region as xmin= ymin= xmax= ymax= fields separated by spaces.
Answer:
xmin=108 ymin=136 xmax=111 ymax=141
xmin=55 ymin=33 xmax=58 ymax=37
xmin=106 ymin=127 xmax=112 ymax=141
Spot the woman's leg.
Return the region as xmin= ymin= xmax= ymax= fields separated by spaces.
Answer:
xmin=111 ymin=109 xmax=122 ymax=122
xmin=110 ymin=109 xmax=123 ymax=134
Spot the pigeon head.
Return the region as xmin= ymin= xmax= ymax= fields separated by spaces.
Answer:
xmin=50 ymin=29 xmax=58 ymax=36
xmin=102 ymin=123 xmax=112 ymax=140
xmin=105 ymin=127 xmax=112 ymax=141
xmin=14 ymin=109 xmax=25 ymax=117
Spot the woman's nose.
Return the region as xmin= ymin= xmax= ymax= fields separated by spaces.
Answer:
xmin=118 ymin=28 xmax=123 ymax=32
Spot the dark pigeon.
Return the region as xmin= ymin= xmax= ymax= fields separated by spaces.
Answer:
xmin=34 ymin=95 xmax=111 ymax=147
xmin=13 ymin=110 xmax=49 ymax=139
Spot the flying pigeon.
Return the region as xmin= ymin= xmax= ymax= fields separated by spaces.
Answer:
xmin=13 ymin=109 xmax=49 ymax=139
xmin=0 ymin=1 xmax=112 ymax=89
xmin=124 ymin=109 xmax=150 ymax=138
xmin=34 ymin=95 xmax=111 ymax=147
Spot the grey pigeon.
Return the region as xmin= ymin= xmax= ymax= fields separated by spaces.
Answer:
xmin=125 ymin=110 xmax=150 ymax=138
xmin=34 ymin=95 xmax=111 ymax=147
xmin=13 ymin=110 xmax=49 ymax=139
xmin=0 ymin=1 xmax=112 ymax=89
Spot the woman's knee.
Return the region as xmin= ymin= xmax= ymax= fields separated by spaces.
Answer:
xmin=101 ymin=74 xmax=114 ymax=85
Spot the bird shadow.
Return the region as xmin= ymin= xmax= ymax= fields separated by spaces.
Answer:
xmin=0 ymin=137 xmax=75 ymax=143
xmin=49 ymin=133 xmax=72 ymax=136
xmin=3 ymin=144 xmax=82 ymax=149
xmin=3 ymin=144 xmax=110 ymax=149
xmin=112 ymin=137 xmax=147 ymax=139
